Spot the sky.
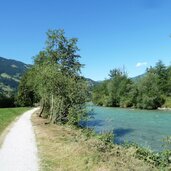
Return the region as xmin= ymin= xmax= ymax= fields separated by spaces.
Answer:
xmin=0 ymin=0 xmax=171 ymax=81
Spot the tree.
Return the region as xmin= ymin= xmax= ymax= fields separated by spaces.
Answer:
xmin=136 ymin=72 xmax=165 ymax=109
xmin=45 ymin=29 xmax=83 ymax=76
xmin=92 ymin=80 xmax=110 ymax=106
xmin=167 ymin=65 xmax=171 ymax=96
xmin=147 ymin=60 xmax=168 ymax=95
xmin=18 ymin=29 xmax=88 ymax=125
xmin=108 ymin=68 xmax=133 ymax=107
xmin=17 ymin=70 xmax=38 ymax=107
xmin=92 ymin=68 xmax=135 ymax=108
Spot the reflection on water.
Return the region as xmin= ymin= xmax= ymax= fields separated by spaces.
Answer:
xmin=86 ymin=105 xmax=171 ymax=151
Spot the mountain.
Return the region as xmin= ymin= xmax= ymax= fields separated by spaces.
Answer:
xmin=85 ymin=78 xmax=99 ymax=87
xmin=131 ymin=73 xmax=145 ymax=82
xmin=0 ymin=57 xmax=31 ymax=96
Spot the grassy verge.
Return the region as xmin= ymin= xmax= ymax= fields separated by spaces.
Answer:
xmin=32 ymin=114 xmax=158 ymax=171
xmin=0 ymin=107 xmax=30 ymax=134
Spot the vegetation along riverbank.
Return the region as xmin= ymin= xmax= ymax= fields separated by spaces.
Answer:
xmin=92 ymin=61 xmax=171 ymax=110
xmin=32 ymin=112 xmax=158 ymax=171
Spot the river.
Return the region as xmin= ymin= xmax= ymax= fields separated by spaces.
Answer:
xmin=86 ymin=104 xmax=171 ymax=151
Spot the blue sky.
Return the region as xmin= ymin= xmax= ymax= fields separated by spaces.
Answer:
xmin=0 ymin=0 xmax=171 ymax=80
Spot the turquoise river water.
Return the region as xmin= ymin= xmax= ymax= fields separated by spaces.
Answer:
xmin=86 ymin=105 xmax=171 ymax=151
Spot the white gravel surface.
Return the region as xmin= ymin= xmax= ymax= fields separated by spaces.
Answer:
xmin=0 ymin=108 xmax=39 ymax=171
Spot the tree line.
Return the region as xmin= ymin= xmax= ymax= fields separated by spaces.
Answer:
xmin=0 ymin=94 xmax=15 ymax=108
xmin=92 ymin=61 xmax=171 ymax=109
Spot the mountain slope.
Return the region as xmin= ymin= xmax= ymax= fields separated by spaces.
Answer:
xmin=0 ymin=57 xmax=31 ymax=96
xmin=131 ymin=73 xmax=145 ymax=82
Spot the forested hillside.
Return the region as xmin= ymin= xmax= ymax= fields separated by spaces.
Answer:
xmin=0 ymin=57 xmax=30 ymax=96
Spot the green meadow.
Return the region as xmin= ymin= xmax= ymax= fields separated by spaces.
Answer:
xmin=0 ymin=108 xmax=30 ymax=134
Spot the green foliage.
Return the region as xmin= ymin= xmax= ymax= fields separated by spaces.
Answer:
xmin=96 ymin=132 xmax=114 ymax=145
xmin=93 ymin=60 xmax=170 ymax=110
xmin=18 ymin=29 xmax=88 ymax=126
xmin=0 ymin=94 xmax=15 ymax=108
xmin=136 ymin=72 xmax=165 ymax=109
xmin=93 ymin=68 xmax=135 ymax=108
xmin=17 ymin=71 xmax=39 ymax=107
xmin=82 ymin=129 xmax=114 ymax=153
xmin=135 ymin=147 xmax=171 ymax=168
xmin=148 ymin=60 xmax=168 ymax=94
xmin=124 ymin=143 xmax=171 ymax=169
xmin=92 ymin=80 xmax=110 ymax=106
xmin=167 ymin=66 xmax=171 ymax=96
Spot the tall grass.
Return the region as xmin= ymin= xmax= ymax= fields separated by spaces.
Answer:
xmin=0 ymin=107 xmax=30 ymax=134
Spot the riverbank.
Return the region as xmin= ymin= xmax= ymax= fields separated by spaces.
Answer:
xmin=158 ymin=107 xmax=171 ymax=111
xmin=32 ymin=113 xmax=158 ymax=171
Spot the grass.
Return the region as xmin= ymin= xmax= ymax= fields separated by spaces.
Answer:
xmin=0 ymin=107 xmax=30 ymax=134
xmin=32 ymin=114 xmax=158 ymax=171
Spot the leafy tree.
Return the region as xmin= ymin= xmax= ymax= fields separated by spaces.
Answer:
xmin=17 ymin=70 xmax=38 ymax=107
xmin=92 ymin=80 xmax=110 ymax=106
xmin=136 ymin=72 xmax=165 ymax=109
xmin=108 ymin=68 xmax=133 ymax=107
xmin=147 ymin=60 xmax=168 ymax=95
xmin=45 ymin=29 xmax=83 ymax=76
xmin=120 ymin=82 xmax=138 ymax=108
xmin=93 ymin=68 xmax=135 ymax=108
xmin=18 ymin=29 xmax=88 ymax=125
xmin=167 ymin=65 xmax=171 ymax=96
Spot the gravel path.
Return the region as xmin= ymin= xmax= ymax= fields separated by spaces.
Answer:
xmin=0 ymin=108 xmax=39 ymax=171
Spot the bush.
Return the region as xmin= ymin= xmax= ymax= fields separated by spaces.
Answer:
xmin=95 ymin=132 xmax=114 ymax=152
xmin=124 ymin=142 xmax=171 ymax=169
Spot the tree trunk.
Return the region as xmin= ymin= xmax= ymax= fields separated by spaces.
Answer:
xmin=39 ymin=101 xmax=44 ymax=117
